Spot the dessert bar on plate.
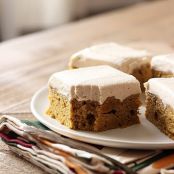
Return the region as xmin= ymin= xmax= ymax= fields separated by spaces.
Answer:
xmin=69 ymin=42 xmax=152 ymax=90
xmin=151 ymin=54 xmax=174 ymax=78
xmin=47 ymin=65 xmax=141 ymax=131
xmin=145 ymin=78 xmax=174 ymax=140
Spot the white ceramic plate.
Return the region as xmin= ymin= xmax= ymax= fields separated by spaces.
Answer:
xmin=31 ymin=86 xmax=174 ymax=149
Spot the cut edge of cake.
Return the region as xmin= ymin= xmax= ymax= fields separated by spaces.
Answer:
xmin=47 ymin=65 xmax=141 ymax=131
xmin=145 ymin=78 xmax=174 ymax=139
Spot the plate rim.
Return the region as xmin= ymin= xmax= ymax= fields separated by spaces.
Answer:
xmin=31 ymin=86 xmax=174 ymax=149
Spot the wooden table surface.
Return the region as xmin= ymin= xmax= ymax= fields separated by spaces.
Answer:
xmin=1 ymin=0 xmax=174 ymax=173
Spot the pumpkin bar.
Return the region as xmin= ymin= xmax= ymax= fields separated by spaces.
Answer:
xmin=145 ymin=78 xmax=174 ymax=139
xmin=69 ymin=43 xmax=152 ymax=90
xmin=151 ymin=54 xmax=174 ymax=78
xmin=47 ymin=65 xmax=141 ymax=131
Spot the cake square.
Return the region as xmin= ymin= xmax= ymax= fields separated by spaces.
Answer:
xmin=47 ymin=65 xmax=141 ymax=131
xmin=151 ymin=54 xmax=174 ymax=78
xmin=69 ymin=43 xmax=152 ymax=90
xmin=145 ymin=78 xmax=174 ymax=139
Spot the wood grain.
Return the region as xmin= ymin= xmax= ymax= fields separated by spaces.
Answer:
xmin=1 ymin=1 xmax=174 ymax=173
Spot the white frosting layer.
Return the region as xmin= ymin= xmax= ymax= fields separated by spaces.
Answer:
xmin=49 ymin=65 xmax=141 ymax=104
xmin=145 ymin=78 xmax=174 ymax=107
xmin=69 ymin=43 xmax=151 ymax=74
xmin=151 ymin=54 xmax=174 ymax=74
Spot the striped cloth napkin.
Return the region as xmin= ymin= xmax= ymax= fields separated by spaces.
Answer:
xmin=0 ymin=115 xmax=174 ymax=174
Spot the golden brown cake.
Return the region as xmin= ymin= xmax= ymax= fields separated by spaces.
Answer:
xmin=151 ymin=54 xmax=174 ymax=78
xmin=69 ymin=43 xmax=152 ymax=90
xmin=47 ymin=65 xmax=141 ymax=131
xmin=145 ymin=78 xmax=174 ymax=140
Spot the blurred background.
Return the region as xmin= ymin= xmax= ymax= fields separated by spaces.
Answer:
xmin=0 ymin=0 xmax=153 ymax=41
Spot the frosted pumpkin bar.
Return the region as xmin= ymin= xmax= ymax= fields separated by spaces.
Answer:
xmin=47 ymin=65 xmax=141 ymax=131
xmin=151 ymin=54 xmax=174 ymax=78
xmin=145 ymin=78 xmax=174 ymax=139
xmin=69 ymin=43 xmax=152 ymax=90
